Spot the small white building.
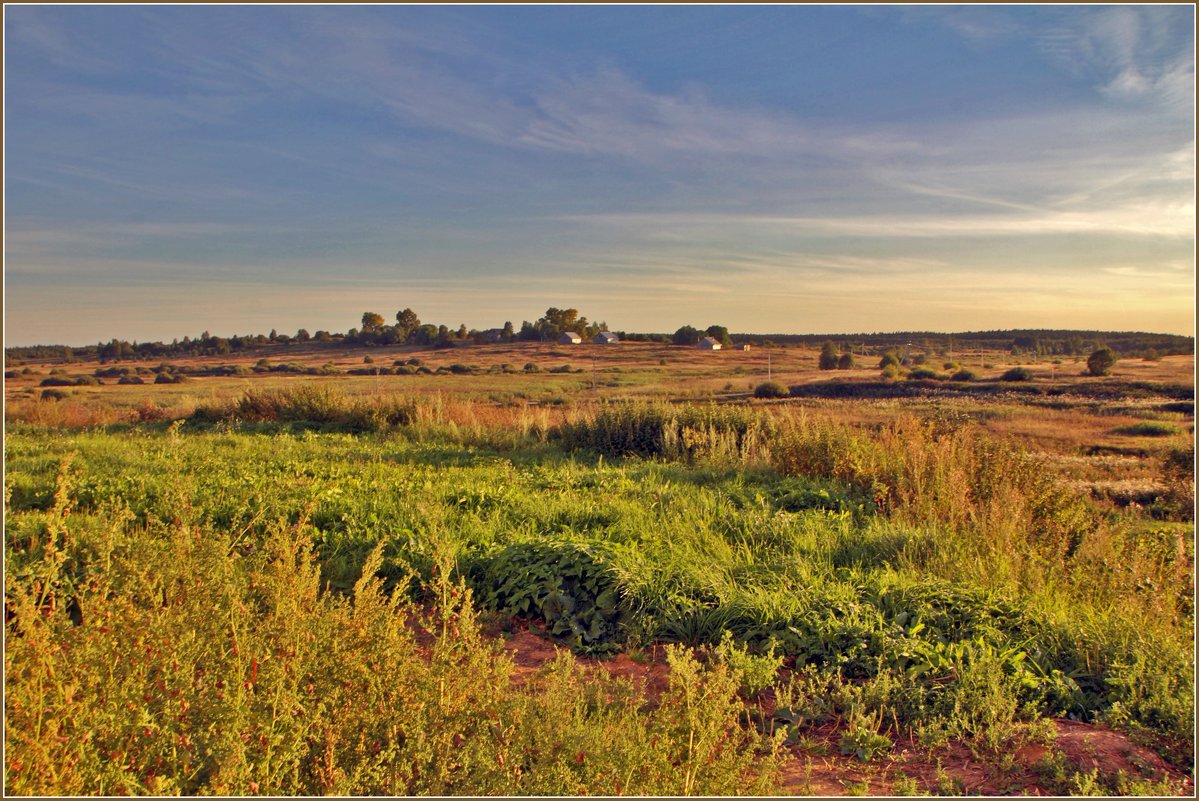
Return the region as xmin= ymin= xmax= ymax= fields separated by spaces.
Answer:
xmin=593 ymin=332 xmax=619 ymax=345
xmin=735 ymin=343 xmax=751 ymax=351
xmin=558 ymin=332 xmax=582 ymax=345
xmin=697 ymin=337 xmax=722 ymax=351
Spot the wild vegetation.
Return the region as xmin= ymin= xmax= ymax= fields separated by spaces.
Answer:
xmin=3 ymin=338 xmax=1194 ymax=795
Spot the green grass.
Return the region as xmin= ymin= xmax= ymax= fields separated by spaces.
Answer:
xmin=1113 ymin=421 xmax=1184 ymax=437
xmin=4 ymin=392 xmax=1194 ymax=792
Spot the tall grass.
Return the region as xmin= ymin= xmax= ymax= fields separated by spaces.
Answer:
xmin=3 ymin=473 xmax=782 ymax=795
xmin=555 ymin=401 xmax=774 ymax=465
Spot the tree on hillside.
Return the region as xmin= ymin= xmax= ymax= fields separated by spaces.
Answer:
xmin=361 ymin=312 xmax=386 ymax=332
xmin=1087 ymin=346 xmax=1118 ymax=376
xmin=838 ymin=352 xmax=855 ymax=369
xmin=818 ymin=341 xmax=839 ymax=370
xmin=502 ymin=321 xmax=515 ymax=340
xmin=673 ymin=325 xmax=701 ymax=345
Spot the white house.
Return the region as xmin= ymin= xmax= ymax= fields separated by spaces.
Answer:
xmin=593 ymin=332 xmax=619 ymax=345
xmin=735 ymin=343 xmax=751 ymax=351
xmin=697 ymin=337 xmax=722 ymax=351
xmin=558 ymin=332 xmax=582 ymax=344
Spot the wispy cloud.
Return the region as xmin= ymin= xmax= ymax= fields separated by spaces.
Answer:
xmin=1039 ymin=5 xmax=1194 ymax=113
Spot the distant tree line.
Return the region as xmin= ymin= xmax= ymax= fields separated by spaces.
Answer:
xmin=729 ymin=330 xmax=1194 ymax=359
xmin=5 ymin=316 xmax=1192 ymax=365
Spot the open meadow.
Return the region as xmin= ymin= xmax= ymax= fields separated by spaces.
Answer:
xmin=4 ymin=340 xmax=1195 ymax=795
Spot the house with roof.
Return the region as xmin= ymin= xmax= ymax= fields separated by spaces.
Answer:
xmin=593 ymin=332 xmax=619 ymax=345
xmin=697 ymin=337 xmax=722 ymax=350
xmin=558 ymin=332 xmax=582 ymax=344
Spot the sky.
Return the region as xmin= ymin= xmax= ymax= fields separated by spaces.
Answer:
xmin=4 ymin=4 xmax=1195 ymax=346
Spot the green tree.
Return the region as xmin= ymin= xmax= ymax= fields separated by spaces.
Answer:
xmin=502 ymin=321 xmax=515 ymax=340
xmin=1087 ymin=346 xmax=1118 ymax=376
xmin=361 ymin=312 xmax=385 ymax=332
xmin=538 ymin=307 xmax=580 ymax=338
xmin=818 ymin=341 xmax=839 ymax=370
xmin=705 ymin=325 xmax=733 ymax=347
xmin=395 ymin=308 xmax=421 ymax=341
xmin=837 ymin=352 xmax=855 ymax=369
xmin=673 ymin=325 xmax=701 ymax=345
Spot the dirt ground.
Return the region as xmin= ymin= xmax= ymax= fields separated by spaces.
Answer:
xmin=494 ymin=623 xmax=1193 ymax=796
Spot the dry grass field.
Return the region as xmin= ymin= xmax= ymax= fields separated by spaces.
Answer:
xmin=6 ymin=340 xmax=1192 ymax=495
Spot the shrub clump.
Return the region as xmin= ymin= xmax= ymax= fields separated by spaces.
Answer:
xmin=753 ymin=381 xmax=789 ymax=399
xmin=1087 ymin=347 xmax=1118 ymax=377
xmin=1000 ymin=367 xmax=1033 ymax=382
xmin=951 ymin=369 xmax=978 ymax=382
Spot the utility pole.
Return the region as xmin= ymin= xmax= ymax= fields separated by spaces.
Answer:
xmin=767 ymin=348 xmax=772 ymax=381
xmin=592 ymin=355 xmax=597 ymax=393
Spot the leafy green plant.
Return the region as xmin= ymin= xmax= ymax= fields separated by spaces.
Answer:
xmin=838 ymin=708 xmax=892 ymax=761
xmin=474 ymin=541 xmax=625 ymax=656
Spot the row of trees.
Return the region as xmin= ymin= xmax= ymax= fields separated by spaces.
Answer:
xmin=354 ymin=307 xmax=613 ymax=348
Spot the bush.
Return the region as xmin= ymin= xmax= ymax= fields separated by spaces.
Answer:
xmin=524 ymin=363 xmax=540 ymax=373
xmin=907 ymin=367 xmax=940 ymax=381
xmin=117 ymin=375 xmax=146 ymax=385
xmin=39 ymin=377 xmax=76 ymax=387
xmin=838 ymin=353 xmax=856 ymax=370
xmin=1000 ymin=367 xmax=1032 ymax=382
xmin=879 ymin=353 xmax=900 ymax=369
xmin=951 ymin=369 xmax=977 ymax=382
xmin=754 ymin=381 xmax=790 ymax=399
xmin=1087 ymin=347 xmax=1118 ymax=377
xmin=881 ymin=364 xmax=901 ymax=381
xmin=818 ymin=342 xmax=839 ymax=370
xmin=40 ymin=388 xmax=68 ymax=401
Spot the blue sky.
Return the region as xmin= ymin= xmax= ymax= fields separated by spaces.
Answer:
xmin=4 ymin=5 xmax=1194 ymax=346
